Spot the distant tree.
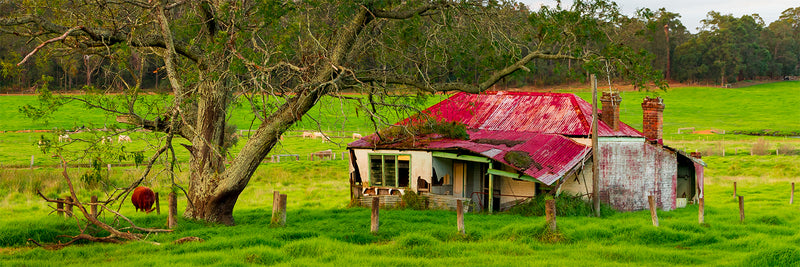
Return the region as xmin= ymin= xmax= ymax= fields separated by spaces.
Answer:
xmin=1 ymin=0 xmax=663 ymax=225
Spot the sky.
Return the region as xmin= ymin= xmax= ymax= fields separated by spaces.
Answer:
xmin=519 ymin=0 xmax=798 ymax=33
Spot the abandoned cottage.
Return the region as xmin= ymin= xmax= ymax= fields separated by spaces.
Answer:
xmin=347 ymin=91 xmax=705 ymax=212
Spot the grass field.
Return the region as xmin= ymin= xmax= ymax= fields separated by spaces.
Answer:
xmin=1 ymin=82 xmax=799 ymax=265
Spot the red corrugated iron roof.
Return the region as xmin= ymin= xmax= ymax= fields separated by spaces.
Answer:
xmin=348 ymin=91 xmax=640 ymax=185
xmin=408 ymin=91 xmax=643 ymax=137
xmin=348 ymin=130 xmax=589 ymax=185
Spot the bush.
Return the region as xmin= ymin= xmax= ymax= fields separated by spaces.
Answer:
xmin=751 ymin=139 xmax=770 ymax=155
xmin=400 ymin=190 xmax=428 ymax=210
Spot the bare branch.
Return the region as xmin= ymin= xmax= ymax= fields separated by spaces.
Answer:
xmin=17 ymin=26 xmax=83 ymax=66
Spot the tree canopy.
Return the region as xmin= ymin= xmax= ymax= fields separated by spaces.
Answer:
xmin=1 ymin=0 xmax=670 ymax=225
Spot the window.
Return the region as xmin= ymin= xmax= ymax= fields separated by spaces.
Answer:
xmin=369 ymin=154 xmax=410 ymax=187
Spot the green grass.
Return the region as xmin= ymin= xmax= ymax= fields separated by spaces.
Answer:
xmin=2 ymin=158 xmax=800 ymax=266
xmin=1 ymin=82 xmax=799 ymax=265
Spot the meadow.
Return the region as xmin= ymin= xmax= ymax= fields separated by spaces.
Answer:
xmin=0 ymin=82 xmax=799 ymax=266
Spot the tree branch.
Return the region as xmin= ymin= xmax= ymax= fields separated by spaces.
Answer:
xmin=17 ymin=26 xmax=83 ymax=66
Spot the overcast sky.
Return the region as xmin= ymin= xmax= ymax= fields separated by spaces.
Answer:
xmin=519 ymin=0 xmax=798 ymax=33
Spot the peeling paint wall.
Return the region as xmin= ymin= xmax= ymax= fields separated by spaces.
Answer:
xmin=597 ymin=139 xmax=677 ymax=211
xmin=350 ymin=149 xmax=432 ymax=191
xmin=560 ymin=160 xmax=594 ymax=199
xmin=498 ymin=177 xmax=536 ymax=207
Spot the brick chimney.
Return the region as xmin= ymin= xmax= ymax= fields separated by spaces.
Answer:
xmin=600 ymin=92 xmax=622 ymax=131
xmin=642 ymin=96 xmax=665 ymax=145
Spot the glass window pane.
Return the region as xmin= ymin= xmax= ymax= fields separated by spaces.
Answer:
xmin=370 ymin=155 xmax=383 ymax=185
xmin=384 ymin=155 xmax=396 ymax=187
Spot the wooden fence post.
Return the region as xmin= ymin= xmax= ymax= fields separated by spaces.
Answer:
xmin=698 ymin=197 xmax=704 ymax=224
xmin=90 ymin=195 xmax=98 ymax=218
xmin=792 ymin=183 xmax=795 ymax=204
xmin=738 ymin=195 xmax=745 ymax=223
xmin=154 ymin=192 xmax=161 ymax=215
xmin=371 ymin=197 xmax=379 ymax=233
xmin=168 ymin=192 xmax=177 ymax=228
xmin=648 ymin=195 xmax=659 ymax=227
xmin=457 ymin=199 xmax=465 ymax=235
xmin=65 ymin=196 xmax=73 ymax=218
xmin=277 ymin=194 xmax=287 ymax=227
xmin=271 ymin=191 xmax=280 ymax=225
xmin=545 ymin=199 xmax=557 ymax=232
xmin=733 ymin=182 xmax=737 ymax=198
xmin=57 ymin=198 xmax=64 ymax=217
xmin=30 ymin=155 xmax=34 ymax=169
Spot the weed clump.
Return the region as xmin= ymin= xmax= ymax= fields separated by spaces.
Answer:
xmin=506 ymin=194 xmax=614 ymax=217
xmin=400 ymin=190 xmax=428 ymax=210
xmin=744 ymin=247 xmax=800 ymax=266
xmin=752 ymin=138 xmax=770 ymax=155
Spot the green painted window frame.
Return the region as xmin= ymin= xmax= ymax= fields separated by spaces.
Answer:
xmin=368 ymin=153 xmax=411 ymax=187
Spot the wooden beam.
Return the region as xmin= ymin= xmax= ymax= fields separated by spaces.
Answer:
xmin=488 ymin=162 xmax=494 ymax=214
xmin=432 ymin=151 xmax=490 ymax=163
xmin=487 ymin=168 xmax=537 ymax=182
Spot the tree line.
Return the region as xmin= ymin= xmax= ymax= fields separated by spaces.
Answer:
xmin=1 ymin=3 xmax=797 ymax=92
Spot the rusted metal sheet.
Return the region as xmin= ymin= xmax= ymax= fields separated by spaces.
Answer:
xmin=426 ymin=131 xmax=590 ymax=185
xmin=597 ymin=140 xmax=677 ymax=211
xmin=410 ymin=91 xmax=643 ymax=137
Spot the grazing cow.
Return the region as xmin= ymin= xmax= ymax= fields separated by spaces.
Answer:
xmin=58 ymin=134 xmax=71 ymax=142
xmin=352 ymin=133 xmax=362 ymax=139
xmin=301 ymin=131 xmax=313 ymax=139
xmin=118 ymin=135 xmax=132 ymax=143
xmin=131 ymin=186 xmax=155 ymax=213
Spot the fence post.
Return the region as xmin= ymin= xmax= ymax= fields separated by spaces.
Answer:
xmin=277 ymin=194 xmax=287 ymax=227
xmin=30 ymin=155 xmax=34 ymax=169
xmin=65 ymin=196 xmax=73 ymax=218
xmin=733 ymin=182 xmax=737 ymax=198
xmin=648 ymin=195 xmax=659 ymax=227
xmin=271 ymin=191 xmax=280 ymax=225
xmin=371 ymin=197 xmax=379 ymax=233
xmin=545 ymin=199 xmax=557 ymax=232
xmin=57 ymin=198 xmax=64 ymax=217
xmin=457 ymin=199 xmax=465 ymax=235
xmin=792 ymin=183 xmax=795 ymax=204
xmin=738 ymin=195 xmax=745 ymax=223
xmin=90 ymin=195 xmax=98 ymax=218
xmin=154 ymin=192 xmax=161 ymax=215
xmin=698 ymin=197 xmax=704 ymax=224
xmin=168 ymin=192 xmax=177 ymax=228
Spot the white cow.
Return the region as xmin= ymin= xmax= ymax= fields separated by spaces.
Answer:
xmin=118 ymin=135 xmax=132 ymax=143
xmin=58 ymin=134 xmax=71 ymax=142
xmin=301 ymin=131 xmax=313 ymax=139
xmin=352 ymin=133 xmax=363 ymax=139
xmin=101 ymin=136 xmax=113 ymax=144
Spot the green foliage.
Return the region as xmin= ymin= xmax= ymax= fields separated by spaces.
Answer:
xmin=379 ymin=115 xmax=469 ymax=144
xmin=17 ymin=76 xmax=64 ymax=125
xmin=80 ymin=157 xmax=107 ymax=189
xmin=399 ymin=190 xmax=428 ymax=210
xmin=506 ymin=193 xmax=613 ymax=217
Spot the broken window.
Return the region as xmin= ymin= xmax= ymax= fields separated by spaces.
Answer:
xmin=369 ymin=154 xmax=410 ymax=187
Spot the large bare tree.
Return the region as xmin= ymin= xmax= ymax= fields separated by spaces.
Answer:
xmin=1 ymin=0 xmax=663 ymax=225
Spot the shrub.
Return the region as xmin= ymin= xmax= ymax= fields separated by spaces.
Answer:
xmin=751 ymin=139 xmax=770 ymax=155
xmin=778 ymin=143 xmax=797 ymax=155
xmin=400 ymin=190 xmax=428 ymax=210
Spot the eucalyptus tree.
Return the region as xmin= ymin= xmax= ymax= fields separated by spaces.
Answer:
xmin=0 ymin=0 xmax=663 ymax=225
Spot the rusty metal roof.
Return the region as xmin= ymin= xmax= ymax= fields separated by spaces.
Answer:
xmin=409 ymin=91 xmax=643 ymax=137
xmin=350 ymin=91 xmax=647 ymax=185
xmin=427 ymin=131 xmax=590 ymax=185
